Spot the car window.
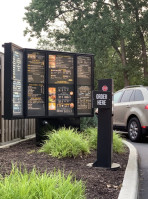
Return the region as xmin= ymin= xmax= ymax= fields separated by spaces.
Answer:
xmin=114 ymin=91 xmax=123 ymax=103
xmin=134 ymin=90 xmax=144 ymax=101
xmin=120 ymin=90 xmax=133 ymax=102
xmin=130 ymin=90 xmax=135 ymax=101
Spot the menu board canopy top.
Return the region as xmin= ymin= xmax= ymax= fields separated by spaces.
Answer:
xmin=24 ymin=48 xmax=94 ymax=57
xmin=3 ymin=43 xmax=23 ymax=51
xmin=3 ymin=43 xmax=94 ymax=56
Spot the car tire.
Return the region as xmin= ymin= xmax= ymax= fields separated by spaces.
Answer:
xmin=128 ymin=117 xmax=142 ymax=142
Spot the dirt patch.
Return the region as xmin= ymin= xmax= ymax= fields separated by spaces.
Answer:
xmin=0 ymin=138 xmax=129 ymax=199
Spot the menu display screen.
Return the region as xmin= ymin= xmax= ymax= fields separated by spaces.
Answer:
xmin=77 ymin=86 xmax=92 ymax=115
xmin=12 ymin=49 xmax=23 ymax=115
xmin=27 ymin=52 xmax=45 ymax=116
xmin=48 ymin=85 xmax=74 ymax=116
xmin=77 ymin=56 xmax=91 ymax=85
xmin=48 ymin=54 xmax=74 ymax=84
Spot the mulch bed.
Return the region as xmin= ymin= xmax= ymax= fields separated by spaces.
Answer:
xmin=0 ymin=138 xmax=129 ymax=199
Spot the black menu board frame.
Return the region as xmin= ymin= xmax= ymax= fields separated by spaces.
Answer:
xmin=4 ymin=43 xmax=94 ymax=119
xmin=4 ymin=43 xmax=24 ymax=119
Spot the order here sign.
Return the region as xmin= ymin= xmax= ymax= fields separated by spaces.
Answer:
xmin=93 ymin=91 xmax=112 ymax=109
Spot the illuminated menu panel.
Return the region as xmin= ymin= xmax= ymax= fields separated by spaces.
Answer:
xmin=77 ymin=56 xmax=92 ymax=115
xmin=48 ymin=54 xmax=74 ymax=84
xmin=12 ymin=49 xmax=23 ymax=115
xmin=77 ymin=56 xmax=91 ymax=85
xmin=27 ymin=52 xmax=45 ymax=83
xmin=48 ymin=86 xmax=74 ymax=116
xmin=28 ymin=84 xmax=45 ymax=116
xmin=27 ymin=52 xmax=45 ymax=116
xmin=77 ymin=86 xmax=92 ymax=115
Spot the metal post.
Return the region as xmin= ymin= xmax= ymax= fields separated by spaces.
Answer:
xmin=93 ymin=79 xmax=120 ymax=169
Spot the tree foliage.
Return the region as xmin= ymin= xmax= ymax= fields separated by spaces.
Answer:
xmin=24 ymin=0 xmax=148 ymax=89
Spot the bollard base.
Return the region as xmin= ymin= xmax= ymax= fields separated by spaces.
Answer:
xmin=92 ymin=160 xmax=111 ymax=168
xmin=110 ymin=163 xmax=121 ymax=171
xmin=87 ymin=161 xmax=121 ymax=170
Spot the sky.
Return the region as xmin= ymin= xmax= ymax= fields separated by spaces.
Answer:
xmin=0 ymin=0 xmax=37 ymax=53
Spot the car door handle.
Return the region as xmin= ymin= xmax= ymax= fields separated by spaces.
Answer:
xmin=126 ymin=105 xmax=130 ymax=108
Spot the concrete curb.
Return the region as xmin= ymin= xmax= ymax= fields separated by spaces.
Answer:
xmin=118 ymin=140 xmax=139 ymax=199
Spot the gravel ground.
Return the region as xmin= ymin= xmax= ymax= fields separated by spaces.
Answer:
xmin=0 ymin=138 xmax=129 ymax=199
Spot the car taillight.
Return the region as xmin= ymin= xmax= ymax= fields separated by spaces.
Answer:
xmin=145 ymin=105 xmax=148 ymax=109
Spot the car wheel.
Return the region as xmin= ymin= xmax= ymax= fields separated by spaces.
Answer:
xmin=128 ymin=117 xmax=142 ymax=142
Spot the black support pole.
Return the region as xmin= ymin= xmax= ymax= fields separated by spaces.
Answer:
xmin=93 ymin=108 xmax=113 ymax=167
xmin=93 ymin=79 xmax=113 ymax=168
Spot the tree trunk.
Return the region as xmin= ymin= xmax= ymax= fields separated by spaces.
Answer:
xmin=113 ymin=1 xmax=129 ymax=86
xmin=120 ymin=39 xmax=129 ymax=86
xmin=140 ymin=33 xmax=148 ymax=80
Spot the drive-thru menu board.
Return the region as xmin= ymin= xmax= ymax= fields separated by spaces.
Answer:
xmin=12 ymin=48 xmax=23 ymax=115
xmin=48 ymin=86 xmax=74 ymax=116
xmin=48 ymin=54 xmax=74 ymax=116
xmin=48 ymin=54 xmax=74 ymax=84
xmin=77 ymin=86 xmax=91 ymax=114
xmin=27 ymin=52 xmax=45 ymax=116
xmin=4 ymin=43 xmax=94 ymax=119
xmin=77 ymin=56 xmax=92 ymax=115
xmin=27 ymin=52 xmax=44 ymax=83
xmin=77 ymin=56 xmax=91 ymax=85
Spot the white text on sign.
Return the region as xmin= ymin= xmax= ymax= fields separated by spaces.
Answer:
xmin=97 ymin=100 xmax=106 ymax=105
xmin=96 ymin=94 xmax=108 ymax=106
xmin=96 ymin=94 xmax=107 ymax=100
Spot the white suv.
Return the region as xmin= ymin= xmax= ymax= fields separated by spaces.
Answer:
xmin=113 ymin=86 xmax=148 ymax=142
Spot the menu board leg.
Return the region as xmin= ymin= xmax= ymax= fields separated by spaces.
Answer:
xmin=35 ymin=117 xmax=80 ymax=145
xmin=36 ymin=118 xmax=49 ymax=146
xmin=48 ymin=118 xmax=80 ymax=130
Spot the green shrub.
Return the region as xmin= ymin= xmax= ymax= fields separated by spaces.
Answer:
xmin=80 ymin=115 xmax=98 ymax=131
xmin=84 ymin=128 xmax=124 ymax=153
xmin=39 ymin=128 xmax=90 ymax=158
xmin=113 ymin=132 xmax=124 ymax=153
xmin=0 ymin=165 xmax=86 ymax=199
xmin=83 ymin=128 xmax=97 ymax=149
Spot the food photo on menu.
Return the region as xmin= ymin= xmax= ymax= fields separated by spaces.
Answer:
xmin=49 ymin=55 xmax=56 ymax=68
xmin=48 ymin=87 xmax=56 ymax=110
